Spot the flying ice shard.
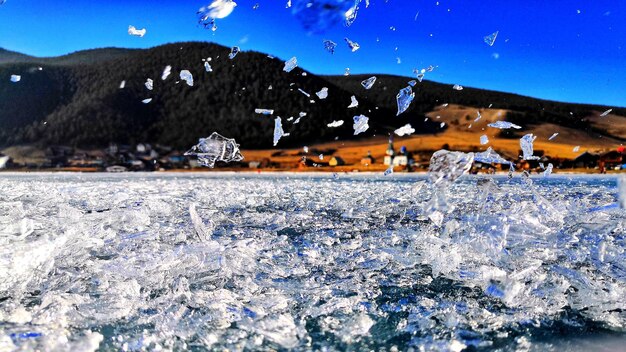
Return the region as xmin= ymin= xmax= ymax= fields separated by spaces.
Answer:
xmin=348 ymin=95 xmax=359 ymax=108
xmin=198 ymin=0 xmax=237 ymax=30
xmin=452 ymin=84 xmax=463 ymax=90
xmin=273 ymin=117 xmax=289 ymax=146
xmin=548 ymin=133 xmax=559 ymax=141
xmin=128 ymin=25 xmax=146 ymax=37
xmin=384 ymin=166 xmax=394 ymax=176
xmin=284 ymin=57 xmax=298 ymax=72
xmin=543 ymin=163 xmax=554 ymax=177
xmin=600 ymin=109 xmax=612 ymax=117
xmin=474 ymin=147 xmax=511 ymax=165
xmin=327 ymin=120 xmax=344 ymax=128
xmin=184 ymin=132 xmax=244 ymax=168
xmin=396 ymin=86 xmax=415 ymax=115
xmin=323 ymin=40 xmax=337 ymax=54
xmin=429 ymin=150 xmax=474 ymax=186
xmin=361 ymin=76 xmax=376 ymax=89
xmin=161 ymin=66 xmax=171 ymax=80
xmin=480 ymin=135 xmax=489 ymax=145
xmin=573 ymin=146 xmax=580 ymax=152
xmin=316 ymin=87 xmax=328 ymax=99
xmin=488 ymin=121 xmax=522 ymax=129
xmin=484 ymin=31 xmax=498 ymax=46
xmin=179 ymin=70 xmax=194 ymax=86
xmin=345 ymin=37 xmax=360 ymax=52
xmin=408 ymin=80 xmax=417 ymax=86
xmin=10 ymin=75 xmax=20 ymax=82
xmin=119 ymin=80 xmax=126 ymax=89
xmin=394 ymin=124 xmax=415 ymax=137
xmin=520 ymin=133 xmax=539 ymax=160
xmin=255 ymin=109 xmax=274 ymax=115
xmin=229 ymin=46 xmax=240 ymax=59
xmin=145 ymin=78 xmax=153 ymax=90
xmin=204 ymin=61 xmax=213 ymax=72
xmin=142 ymin=98 xmax=152 ymax=104
xmin=353 ymin=114 xmax=369 ymax=135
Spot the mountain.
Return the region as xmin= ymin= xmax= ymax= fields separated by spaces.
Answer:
xmin=0 ymin=42 xmax=624 ymax=150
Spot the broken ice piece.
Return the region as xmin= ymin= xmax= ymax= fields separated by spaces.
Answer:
xmin=600 ymin=109 xmax=612 ymax=117
xmin=185 ymin=132 xmax=243 ymax=167
xmin=316 ymin=87 xmax=328 ymax=99
xmin=323 ymin=40 xmax=337 ymax=54
xmin=344 ymin=68 xmax=350 ymax=76
xmin=548 ymin=133 xmax=559 ymax=141
xmin=429 ymin=150 xmax=474 ymax=185
xmin=128 ymin=25 xmax=146 ymax=37
xmin=299 ymin=112 xmax=307 ymax=117
xmin=573 ymin=146 xmax=580 ymax=152
xmin=361 ymin=76 xmax=376 ymax=90
xmin=303 ymin=146 xmax=309 ymax=153
xmin=119 ymin=80 xmax=126 ymax=89
xmin=197 ymin=0 xmax=237 ymax=30
xmin=189 ymin=203 xmax=213 ymax=240
xmin=394 ymin=124 xmax=415 ymax=136
xmin=283 ymin=57 xmax=298 ymax=72
xmin=348 ymin=96 xmax=359 ymax=108
xmin=440 ymin=122 xmax=446 ymax=128
xmin=145 ymin=78 xmax=154 ymax=90
xmin=204 ymin=62 xmax=212 ymax=72
xmin=488 ymin=121 xmax=522 ymax=129
xmin=474 ymin=111 xmax=482 ymax=122
xmin=345 ymin=37 xmax=360 ymax=52
xmin=298 ymin=88 xmax=310 ymax=97
xmin=229 ymin=46 xmax=240 ymax=59
xmin=520 ymin=133 xmax=539 ymax=160
xmin=179 ymin=70 xmax=194 ymax=86
xmin=408 ymin=80 xmax=417 ymax=87
xmin=384 ymin=166 xmax=394 ymax=176
xmin=162 ymin=66 xmax=172 ymax=80
xmin=142 ymin=98 xmax=152 ymax=104
xmin=273 ymin=117 xmax=289 ymax=146
xmin=452 ymin=84 xmax=463 ymax=90
xmin=396 ymin=86 xmax=415 ymax=115
xmin=353 ymin=115 xmax=369 ymax=135
xmin=480 ymin=135 xmax=489 ymax=145
xmin=10 ymin=75 xmax=20 ymax=82
xmin=253 ymin=3 xmax=259 ymax=9
xmin=484 ymin=31 xmax=498 ymax=46
xmin=474 ymin=147 xmax=511 ymax=165
xmin=543 ymin=163 xmax=553 ymax=177
xmin=319 ymin=154 xmax=324 ymax=160
xmin=327 ymin=120 xmax=344 ymax=128
xmin=416 ymin=73 xmax=425 ymax=82
xmin=255 ymin=109 xmax=274 ymax=115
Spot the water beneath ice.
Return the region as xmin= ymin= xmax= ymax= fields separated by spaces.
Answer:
xmin=0 ymin=173 xmax=625 ymax=351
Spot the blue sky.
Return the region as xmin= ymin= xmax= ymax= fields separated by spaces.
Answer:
xmin=0 ymin=0 xmax=625 ymax=107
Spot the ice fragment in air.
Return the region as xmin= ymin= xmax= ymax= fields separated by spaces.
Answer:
xmin=323 ymin=40 xmax=337 ymax=54
xmin=600 ymin=109 xmax=612 ymax=117
xmin=298 ymin=88 xmax=310 ymax=97
xmin=488 ymin=121 xmax=521 ymax=129
xmin=319 ymin=154 xmax=324 ymax=160
xmin=145 ymin=78 xmax=153 ymax=90
xmin=348 ymin=95 xmax=359 ymax=108
xmin=185 ymin=132 xmax=244 ymax=167
xmin=198 ymin=0 xmax=237 ymax=30
xmin=543 ymin=163 xmax=553 ymax=177
xmin=573 ymin=146 xmax=580 ymax=152
xmin=179 ymin=70 xmax=194 ymax=86
xmin=345 ymin=37 xmax=360 ymax=52
xmin=396 ymin=86 xmax=415 ymax=115
xmin=229 ymin=46 xmax=240 ymax=59
xmin=408 ymin=80 xmax=417 ymax=86
xmin=344 ymin=68 xmax=350 ymax=76
xmin=204 ymin=61 xmax=213 ymax=72
xmin=416 ymin=73 xmax=425 ymax=82
xmin=548 ymin=133 xmax=559 ymax=141
xmin=353 ymin=114 xmax=369 ymax=135
xmin=273 ymin=117 xmax=289 ymax=146
xmin=384 ymin=166 xmax=394 ymax=176
xmin=474 ymin=147 xmax=511 ymax=165
xmin=484 ymin=31 xmax=498 ymax=46
xmin=10 ymin=75 xmax=20 ymax=82
xmin=189 ymin=203 xmax=213 ymax=240
xmin=119 ymin=80 xmax=126 ymax=89
xmin=395 ymin=124 xmax=415 ymax=136
xmin=316 ymin=87 xmax=328 ymax=99
xmin=429 ymin=150 xmax=474 ymax=186
xmin=452 ymin=84 xmax=463 ymax=90
xmin=255 ymin=109 xmax=274 ymax=115
xmin=474 ymin=111 xmax=482 ymax=122
xmin=440 ymin=122 xmax=446 ymax=128
xmin=520 ymin=133 xmax=539 ymax=160
xmin=286 ymin=0 xmax=291 ymax=7
xmin=480 ymin=135 xmax=489 ymax=145
xmin=284 ymin=57 xmax=298 ymax=72
xmin=253 ymin=3 xmax=259 ymax=9
xmin=161 ymin=66 xmax=172 ymax=80
xmin=327 ymin=120 xmax=344 ymax=128
xmin=128 ymin=25 xmax=146 ymax=37
xmin=142 ymin=98 xmax=152 ymax=104
xmin=361 ymin=76 xmax=376 ymax=89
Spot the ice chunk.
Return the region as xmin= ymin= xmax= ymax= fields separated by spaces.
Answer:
xmin=520 ymin=133 xmax=539 ymax=160
xmin=543 ymin=163 xmax=553 ymax=177
xmin=353 ymin=114 xmax=369 ymax=135
xmin=229 ymin=46 xmax=240 ymax=59
xmin=344 ymin=0 xmax=362 ymax=26
xmin=600 ymin=109 xmax=612 ymax=117
xmin=344 ymin=68 xmax=350 ymax=76
xmin=319 ymin=154 xmax=324 ymax=160
xmin=384 ymin=166 xmax=394 ymax=176
xmin=184 ymin=132 xmax=244 ymax=167
xmin=145 ymin=78 xmax=153 ymax=90
xmin=474 ymin=111 xmax=482 ymax=122
xmin=548 ymin=133 xmax=559 ymax=141
xmin=273 ymin=117 xmax=289 ymax=146
xmin=303 ymin=146 xmax=309 ymax=153
xmin=253 ymin=3 xmax=259 ymax=9
xmin=484 ymin=31 xmax=498 ymax=46
xmin=128 ymin=25 xmax=146 ymax=37
xmin=189 ymin=203 xmax=213 ymax=240
xmin=408 ymin=80 xmax=417 ymax=86
xmin=416 ymin=73 xmax=425 ymax=82
xmin=142 ymin=98 xmax=152 ymax=104
xmin=396 ymin=86 xmax=415 ymax=115
xmin=573 ymin=146 xmax=580 ymax=152
xmin=327 ymin=120 xmax=344 ymax=128
xmin=198 ymin=0 xmax=237 ymax=30
xmin=348 ymin=95 xmax=359 ymax=108
xmin=480 ymin=135 xmax=489 ymax=145
xmin=255 ymin=109 xmax=274 ymax=115
xmin=474 ymin=147 xmax=511 ymax=165
xmin=204 ymin=61 xmax=213 ymax=72
xmin=10 ymin=74 xmax=20 ymax=82
xmin=488 ymin=121 xmax=522 ymax=129
xmin=429 ymin=150 xmax=474 ymax=185
xmin=323 ymin=39 xmax=337 ymax=54
xmin=394 ymin=124 xmax=415 ymax=136
xmin=452 ymin=84 xmax=463 ymax=90
xmin=179 ymin=70 xmax=194 ymax=86
xmin=161 ymin=66 xmax=172 ymax=80
xmin=361 ymin=76 xmax=376 ymax=90
xmin=298 ymin=88 xmax=310 ymax=97
xmin=316 ymin=87 xmax=328 ymax=99
xmin=283 ymin=57 xmax=298 ymax=72
xmin=345 ymin=37 xmax=360 ymax=52
xmin=440 ymin=122 xmax=446 ymax=128
xmin=119 ymin=80 xmax=126 ymax=89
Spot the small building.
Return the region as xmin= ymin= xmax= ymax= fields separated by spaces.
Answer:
xmin=329 ymin=156 xmax=345 ymax=166
xmin=573 ymin=151 xmax=599 ymax=168
xmin=383 ymin=136 xmax=396 ymax=166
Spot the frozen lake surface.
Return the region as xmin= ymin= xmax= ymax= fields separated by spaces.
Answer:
xmin=0 ymin=173 xmax=625 ymax=351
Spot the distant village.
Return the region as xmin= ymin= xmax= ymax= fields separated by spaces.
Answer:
xmin=1 ymin=138 xmax=625 ymax=173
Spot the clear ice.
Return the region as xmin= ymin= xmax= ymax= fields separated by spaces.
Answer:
xmin=344 ymin=37 xmax=360 ymax=52
xmin=520 ymin=133 xmax=539 ymax=160
xmin=204 ymin=61 xmax=213 ymax=72
xmin=488 ymin=121 xmax=522 ymax=129
xmin=484 ymin=30 xmax=498 ymax=46
xmin=348 ymin=95 xmax=358 ymax=108
xmin=128 ymin=25 xmax=146 ymax=37
xmin=573 ymin=145 xmax=580 ymax=152
xmin=283 ymin=57 xmax=298 ymax=73
xmin=452 ymin=84 xmax=463 ymax=90
xmin=394 ymin=124 xmax=415 ymax=136
xmin=549 ymin=132 xmax=559 ymax=141
xmin=273 ymin=117 xmax=289 ymax=146
xmin=145 ymin=78 xmax=153 ymax=90
xmin=179 ymin=70 xmax=194 ymax=86
xmin=229 ymin=46 xmax=240 ymax=59
xmin=198 ymin=0 xmax=237 ymax=30
xmin=323 ymin=40 xmax=337 ymax=54
xmin=600 ymin=109 xmax=612 ymax=117
xmin=316 ymin=87 xmax=328 ymax=99
xmin=396 ymin=86 xmax=415 ymax=116
xmin=184 ymin=132 xmax=243 ymax=167
xmin=383 ymin=166 xmax=394 ymax=176
xmin=119 ymin=80 xmax=126 ymax=89
xmin=10 ymin=75 xmax=20 ymax=83
xmin=361 ymin=76 xmax=376 ymax=90
xmin=480 ymin=135 xmax=489 ymax=145
xmin=474 ymin=147 xmax=511 ymax=165
xmin=141 ymin=98 xmax=152 ymax=104
xmin=543 ymin=163 xmax=554 ymax=177
xmin=352 ymin=114 xmax=369 ymax=135
xmin=428 ymin=149 xmax=474 ymax=186
xmin=161 ymin=66 xmax=172 ymax=80
xmin=327 ymin=120 xmax=344 ymax=128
